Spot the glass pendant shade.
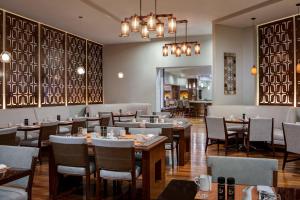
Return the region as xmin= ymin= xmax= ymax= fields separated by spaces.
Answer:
xmin=131 ymin=14 xmax=140 ymax=32
xmin=186 ymin=46 xmax=192 ymax=56
xmin=171 ymin=44 xmax=177 ymax=54
xmin=162 ymin=46 xmax=168 ymax=56
xmin=168 ymin=17 xmax=176 ymax=34
xmin=251 ymin=65 xmax=257 ymax=75
xmin=156 ymin=22 xmax=164 ymax=38
xmin=0 ymin=51 xmax=11 ymax=63
xmin=175 ymin=46 xmax=181 ymax=57
xmin=120 ymin=19 xmax=130 ymax=37
xmin=181 ymin=43 xmax=187 ymax=54
xmin=194 ymin=44 xmax=201 ymax=54
xmin=141 ymin=23 xmax=149 ymax=39
xmin=297 ymin=63 xmax=300 ymax=74
xmin=147 ymin=13 xmax=156 ymax=31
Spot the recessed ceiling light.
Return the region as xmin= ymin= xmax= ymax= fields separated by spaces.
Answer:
xmin=118 ymin=72 xmax=124 ymax=79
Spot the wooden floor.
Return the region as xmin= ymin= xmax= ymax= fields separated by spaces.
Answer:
xmin=32 ymin=119 xmax=300 ymax=200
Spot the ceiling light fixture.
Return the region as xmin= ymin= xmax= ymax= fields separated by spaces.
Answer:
xmin=120 ymin=0 xmax=176 ymax=39
xmin=162 ymin=20 xmax=200 ymax=57
xmin=0 ymin=51 xmax=12 ymax=63
xmin=250 ymin=17 xmax=257 ymax=76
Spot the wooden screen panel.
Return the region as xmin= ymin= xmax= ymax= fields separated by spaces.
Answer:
xmin=258 ymin=17 xmax=294 ymax=106
xmin=87 ymin=41 xmax=103 ymax=104
xmin=5 ymin=13 xmax=39 ymax=108
xmin=296 ymin=15 xmax=300 ymax=107
xmin=0 ymin=10 xmax=3 ymax=108
xmin=66 ymin=34 xmax=86 ymax=105
xmin=40 ymin=25 xmax=65 ymax=106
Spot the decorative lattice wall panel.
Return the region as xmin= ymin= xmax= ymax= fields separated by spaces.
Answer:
xmin=5 ymin=13 xmax=39 ymax=108
xmin=0 ymin=10 xmax=3 ymax=108
xmin=66 ymin=34 xmax=86 ymax=105
xmin=296 ymin=15 xmax=300 ymax=107
xmin=87 ymin=41 xmax=103 ymax=104
xmin=40 ymin=25 xmax=65 ymax=106
xmin=258 ymin=17 xmax=294 ymax=106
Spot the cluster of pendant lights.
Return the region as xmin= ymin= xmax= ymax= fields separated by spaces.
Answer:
xmin=162 ymin=20 xmax=200 ymax=57
xmin=120 ymin=0 xmax=176 ymax=39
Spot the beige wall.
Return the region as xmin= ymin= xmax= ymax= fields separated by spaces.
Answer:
xmin=212 ymin=24 xmax=257 ymax=105
xmin=103 ymin=36 xmax=212 ymax=110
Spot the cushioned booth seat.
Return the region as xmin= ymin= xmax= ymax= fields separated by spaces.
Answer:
xmin=0 ymin=186 xmax=28 ymax=200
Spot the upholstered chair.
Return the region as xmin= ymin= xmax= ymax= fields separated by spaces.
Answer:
xmin=0 ymin=127 xmax=18 ymax=146
xmin=92 ymin=138 xmax=140 ymax=199
xmin=204 ymin=117 xmax=238 ymax=154
xmin=71 ymin=118 xmax=87 ymax=135
xmin=0 ymin=145 xmax=39 ymax=200
xmin=246 ymin=118 xmax=274 ymax=154
xmin=282 ymin=123 xmax=300 ymax=170
xmin=21 ymin=122 xmax=58 ymax=164
xmin=207 ymin=156 xmax=278 ymax=186
xmin=49 ymin=135 xmax=95 ymax=199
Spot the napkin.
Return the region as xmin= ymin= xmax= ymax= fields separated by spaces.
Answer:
xmin=257 ymin=185 xmax=274 ymax=195
xmin=242 ymin=186 xmax=254 ymax=200
xmin=0 ymin=164 xmax=7 ymax=170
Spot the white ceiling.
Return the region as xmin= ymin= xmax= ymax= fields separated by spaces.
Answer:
xmin=0 ymin=0 xmax=298 ymax=44
xmin=166 ymin=66 xmax=211 ymax=78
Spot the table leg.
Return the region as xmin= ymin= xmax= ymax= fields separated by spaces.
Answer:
xmin=24 ymin=131 xmax=28 ymax=140
xmin=142 ymin=142 xmax=166 ymax=200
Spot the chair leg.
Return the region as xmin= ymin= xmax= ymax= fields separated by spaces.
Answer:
xmin=103 ymin=179 xmax=108 ymax=196
xmin=272 ymin=142 xmax=275 ymax=157
xmin=131 ymin=180 xmax=136 ymax=200
xmin=217 ymin=140 xmax=220 ymax=152
xmin=86 ymin=174 xmax=90 ymax=200
xmin=176 ymin=142 xmax=179 ymax=165
xmin=246 ymin=140 xmax=250 ymax=156
xmin=282 ymin=151 xmax=288 ymax=170
xmin=96 ymin=173 xmax=101 ymax=200
xmin=38 ymin=148 xmax=42 ymax=165
xmin=113 ymin=180 xmax=117 ymax=195
xmin=171 ymin=146 xmax=174 ymax=169
xmin=205 ymin=138 xmax=209 ymax=153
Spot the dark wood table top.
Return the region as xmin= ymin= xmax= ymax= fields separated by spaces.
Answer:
xmin=158 ymin=180 xmax=300 ymax=200
xmin=112 ymin=113 xmax=136 ymax=117
xmin=0 ymin=167 xmax=31 ymax=185
xmin=17 ymin=125 xmax=41 ymax=131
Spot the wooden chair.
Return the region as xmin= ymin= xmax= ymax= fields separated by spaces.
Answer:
xmin=111 ymin=111 xmax=137 ymax=126
xmin=204 ymin=117 xmax=239 ymax=155
xmin=0 ymin=127 xmax=18 ymax=146
xmin=246 ymin=118 xmax=274 ymax=155
xmin=207 ymin=156 xmax=278 ymax=187
xmin=21 ymin=122 xmax=58 ymax=164
xmin=282 ymin=123 xmax=300 ymax=170
xmin=92 ymin=139 xmax=140 ymax=199
xmin=100 ymin=116 xmax=110 ymax=127
xmin=161 ymin=127 xmax=179 ymax=168
xmin=49 ymin=135 xmax=95 ymax=200
xmin=71 ymin=118 xmax=87 ymax=135
xmin=0 ymin=145 xmax=38 ymax=200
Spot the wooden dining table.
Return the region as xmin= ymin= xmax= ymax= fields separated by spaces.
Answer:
xmin=48 ymin=134 xmax=168 ymax=200
xmin=0 ymin=167 xmax=31 ymax=185
xmin=173 ymin=124 xmax=192 ymax=166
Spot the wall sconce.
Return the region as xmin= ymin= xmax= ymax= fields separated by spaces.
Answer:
xmin=251 ymin=65 xmax=257 ymax=76
xmin=118 ymin=72 xmax=124 ymax=79
xmin=76 ymin=66 xmax=85 ymax=75
xmin=0 ymin=51 xmax=12 ymax=63
xmin=297 ymin=60 xmax=300 ymax=74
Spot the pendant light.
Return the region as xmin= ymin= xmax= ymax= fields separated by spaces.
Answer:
xmin=141 ymin=23 xmax=149 ymax=39
xmin=181 ymin=22 xmax=188 ymax=54
xmin=147 ymin=12 xmax=156 ymax=31
xmin=194 ymin=44 xmax=200 ymax=54
xmin=186 ymin=45 xmax=192 ymax=56
xmin=162 ymin=45 xmax=168 ymax=56
xmin=156 ymin=21 xmax=164 ymax=38
xmin=171 ymin=31 xmax=177 ymax=54
xmin=0 ymin=51 xmax=12 ymax=63
xmin=168 ymin=16 xmax=176 ymax=34
xmin=130 ymin=14 xmax=140 ymax=32
xmin=250 ymin=17 xmax=257 ymax=76
xmin=120 ymin=18 xmax=130 ymax=37
xmin=175 ymin=46 xmax=181 ymax=57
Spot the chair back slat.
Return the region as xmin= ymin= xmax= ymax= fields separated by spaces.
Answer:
xmin=93 ymin=139 xmax=134 ymax=172
xmin=205 ymin=117 xmax=226 ymax=140
xmin=39 ymin=123 xmax=58 ymax=142
xmin=50 ymin=136 xmax=88 ymax=168
xmin=249 ymin=118 xmax=273 ymax=141
xmin=160 ymin=128 xmax=174 ymax=143
xmin=71 ymin=120 xmax=86 ymax=135
xmin=283 ymin=123 xmax=300 ymax=154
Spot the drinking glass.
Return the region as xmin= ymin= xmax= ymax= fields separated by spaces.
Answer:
xmin=194 ymin=175 xmax=212 ymax=199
